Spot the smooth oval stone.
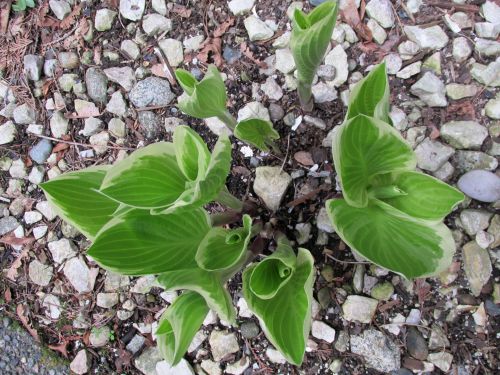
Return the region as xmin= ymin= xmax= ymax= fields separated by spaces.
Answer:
xmin=458 ymin=170 xmax=500 ymax=202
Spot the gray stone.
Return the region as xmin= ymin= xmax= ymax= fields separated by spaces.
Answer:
xmin=130 ymin=275 xmax=156 ymax=294
xmin=28 ymin=260 xmax=53 ymax=286
xmin=90 ymin=326 xmax=110 ymax=347
xmin=0 ymin=216 xmax=19 ymax=236
xmin=36 ymin=201 xmax=57 ymax=221
xmin=28 ymin=166 xmax=45 ymax=184
xmin=129 ymin=77 xmax=174 ymax=108
xmin=383 ymin=53 xmax=402 ymax=75
xmin=108 ymin=118 xmax=126 ymax=138
xmin=453 ymin=151 xmax=498 ymax=173
xmin=13 ymin=104 xmax=36 ymax=125
xmin=428 ymin=352 xmax=453 ymax=372
xmin=244 ymin=15 xmax=274 ymax=41
xmin=142 ymin=14 xmax=172 ymax=36
xmin=471 ymin=59 xmax=500 ymax=87
xmin=96 ymin=293 xmax=119 ymax=308
xmin=0 ymin=121 xmax=16 ymax=145
xmin=104 ymin=67 xmax=135 ymax=92
xmin=324 ymin=45 xmax=348 ymax=87
xmin=106 ymin=91 xmax=127 ymax=117
xmin=70 ymin=350 xmax=90 ymax=375
xmin=350 ymin=329 xmax=400 ymax=373
xmin=398 ymin=40 xmax=420 ymax=60
xmin=487 ymin=215 xmax=500 ymax=248
xmin=49 ymin=0 xmax=71 ymax=20
xmin=237 ymin=101 xmax=270 ymax=122
xmin=311 ymin=321 xmax=336 ymax=343
xmin=312 ymin=82 xmax=338 ymax=103
xmin=429 ymin=324 xmax=450 ymax=350
xmin=42 ymin=294 xmax=61 ymax=319
xmin=58 ymin=52 xmax=79 ymax=69
xmin=370 ymin=282 xmax=394 ymax=301
xmin=90 ymin=131 xmax=109 ymax=155
xmin=152 ymin=0 xmax=167 ymax=15
xmin=205 ymin=117 xmax=229 ymax=136
xmin=404 ymin=25 xmax=449 ymax=50
xmin=460 ymin=209 xmax=492 ymax=236
xmin=475 ymin=22 xmax=499 ymax=39
xmin=85 ymin=68 xmax=108 ymax=104
xmin=295 ymin=222 xmax=311 ymax=245
xmin=183 ymin=35 xmax=205 ymax=52
xmin=158 ymin=38 xmax=184 ymax=67
xmin=475 ymin=38 xmax=500 ymax=57
xmin=269 ymin=103 xmax=284 ymax=121
xmin=126 ymin=334 xmax=145 ymax=354
xmin=410 ymin=72 xmax=447 ymax=107
xmin=80 ymin=117 xmax=103 ymax=137
xmin=50 ymin=111 xmax=69 ymax=138
xmin=138 ymin=111 xmax=159 ymax=140
xmin=253 ymin=166 xmax=291 ymax=211
xmin=104 ymin=271 xmax=130 ymax=292
xmin=164 ymin=117 xmax=183 ymax=133
xmin=240 ymin=321 xmax=260 ymax=339
xmin=274 ymin=48 xmax=295 ymax=74
xmin=485 ymin=97 xmax=500 ymax=119
xmin=134 ymin=347 xmax=162 ymax=375
xmin=261 ymin=77 xmax=283 ymax=101
xmin=317 ymin=64 xmax=336 ymax=80
xmin=58 ymin=73 xmax=79 ymax=92
xmin=396 ymin=61 xmax=421 ymax=79
xmin=458 ymin=170 xmax=500 ymax=203
xmin=156 ymin=359 xmax=195 ymax=375
xmin=440 ymin=121 xmax=488 ymax=149
xmin=23 ymin=55 xmax=44 ymax=81
xmin=120 ymin=0 xmax=145 ymax=21
xmin=95 ymin=9 xmax=116 ymax=31
xmin=367 ymin=19 xmax=387 ymax=45
xmin=120 ymin=40 xmax=140 ymax=60
xmin=406 ymin=327 xmax=428 ymax=360
xmin=44 ymin=59 xmax=58 ymax=77
xmin=446 ymin=83 xmax=478 ymax=100
xmin=266 ymin=348 xmax=286 ymax=364
xmin=389 ymin=107 xmax=408 ymax=130
xmin=209 ymin=331 xmax=239 ymax=361
xmin=365 ymin=0 xmax=394 ymax=28
xmin=316 ymin=207 xmax=334 ymax=233
xmin=48 ymin=238 xmax=77 ymax=264
xmin=63 ymin=257 xmax=94 ymax=293
xmin=414 ymin=138 xmax=454 ymax=172
xmin=9 ymin=159 xmax=26 ymax=178
xmin=342 ymin=295 xmax=378 ymax=323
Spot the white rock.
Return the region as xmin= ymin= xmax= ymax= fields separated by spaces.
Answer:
xmin=0 ymin=121 xmax=16 ymax=145
xmin=156 ymin=359 xmax=195 ymax=375
xmin=108 ymin=118 xmax=126 ymax=138
xmin=311 ymin=321 xmax=336 ymax=343
xmin=265 ymin=348 xmax=287 ymax=364
xmin=410 ymin=72 xmax=447 ymax=107
xmin=29 ymin=260 xmax=53 ymax=286
xmin=428 ymin=352 xmax=453 ymax=372
xmin=253 ymin=166 xmax=292 ymax=211
xmin=471 ymin=59 xmax=500 ymax=87
xmin=42 ymin=294 xmax=61 ymax=320
xmin=481 ymin=1 xmax=500 ymax=24
xmin=159 ymin=38 xmax=184 ymax=67
xmin=275 ymin=48 xmax=295 ymax=74
xmin=204 ymin=117 xmax=229 ymax=136
xmin=244 ymin=15 xmax=274 ymax=41
xmin=443 ymin=14 xmax=461 ymax=33
xmin=367 ymin=19 xmax=387 ymax=44
xmin=70 ymin=350 xmax=90 ymax=375
xmin=183 ymin=35 xmax=205 ymax=52
xmin=33 ymin=225 xmax=48 ymax=240
xmin=228 ymin=0 xmax=255 ymax=15
xmin=452 ymin=37 xmax=472 ymax=63
xmin=475 ymin=22 xmax=500 ymax=39
xmin=365 ymin=0 xmax=394 ymax=28
xmin=324 ymin=45 xmax=348 ymax=87
xmin=48 ymin=238 xmax=77 ymax=264
xmin=237 ymin=101 xmax=270 ymax=122
xmin=131 ymin=275 xmax=156 ymax=294
xmin=396 ymin=61 xmax=421 ymax=79
xmin=414 ymin=138 xmax=454 ymax=172
xmin=398 ymin=40 xmax=420 ymax=60
xmin=106 ymin=92 xmax=127 ymax=117
xmin=142 ymin=14 xmax=172 ymax=36
xmin=13 ymin=103 xmax=36 ymax=124
xmin=120 ymin=0 xmax=145 ymax=21
xmin=225 ymin=356 xmax=249 ymax=375
xmin=404 ymin=25 xmax=449 ymax=50
xmin=96 ymin=292 xmax=119 ymax=308
xmin=50 ymin=111 xmax=69 ymax=138
xmin=458 ymin=170 xmax=500 ymax=203
xmin=485 ymin=97 xmax=500 ymax=119
xmin=49 ymin=0 xmax=71 ymax=20
xmin=342 ymin=295 xmax=378 ymax=323
xmin=95 ymin=9 xmax=117 ymax=31
xmin=475 ymin=38 xmax=500 ymax=56
xmin=104 ymin=67 xmax=136 ymax=92
xmin=187 ymin=330 xmax=207 ymax=353
xmin=312 ymin=82 xmax=338 ymax=103
xmin=24 ymin=211 xmax=42 ymax=225
xmin=80 ymin=117 xmax=103 ymax=137
xmin=63 ymin=257 xmax=95 ymax=293
xmin=209 ymin=331 xmax=239 ymax=361
xmin=152 ymin=0 xmax=167 ymax=15
xmin=237 ymin=297 xmax=253 ymax=318
xmin=28 ymin=164 xmax=45 ymax=184
xmin=89 ymin=131 xmax=109 ymax=155
xmin=120 ymin=40 xmax=141 ymax=60
xmin=36 ymin=201 xmax=57 ymax=221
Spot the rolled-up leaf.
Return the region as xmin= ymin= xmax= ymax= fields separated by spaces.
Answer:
xmin=290 ymin=1 xmax=338 ymax=110
xmin=156 ymin=291 xmax=209 ymax=366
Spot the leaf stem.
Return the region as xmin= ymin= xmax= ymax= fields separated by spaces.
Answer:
xmin=217 ymin=110 xmax=237 ymax=131
xmin=216 ymin=188 xmax=244 ymax=211
xmin=297 ymin=80 xmax=314 ymax=112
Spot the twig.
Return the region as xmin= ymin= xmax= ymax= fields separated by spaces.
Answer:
xmin=42 ymin=23 xmax=79 ymax=47
xmin=32 ymin=134 xmax=135 ymax=151
xmin=286 ymin=185 xmax=328 ymax=208
xmin=135 ymin=104 xmax=172 ymax=112
xmin=280 ymin=133 xmax=290 ymax=173
xmin=426 ymin=1 xmax=479 ymax=12
xmin=153 ymin=45 xmax=177 ymax=87
xmin=324 ymin=252 xmax=370 ymax=265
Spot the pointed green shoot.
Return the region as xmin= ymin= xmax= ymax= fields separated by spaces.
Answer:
xmin=290 ymin=1 xmax=338 ymax=110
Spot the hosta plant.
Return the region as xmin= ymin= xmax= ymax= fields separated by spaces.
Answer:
xmin=41 ymin=126 xmax=314 ymax=366
xmin=290 ymin=1 xmax=338 ymax=111
xmin=326 ymin=63 xmax=465 ymax=278
xmin=175 ymin=65 xmax=280 ymax=152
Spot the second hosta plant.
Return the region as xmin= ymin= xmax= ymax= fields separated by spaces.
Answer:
xmin=41 ymin=126 xmax=314 ymax=366
xmin=327 ymin=63 xmax=464 ymax=278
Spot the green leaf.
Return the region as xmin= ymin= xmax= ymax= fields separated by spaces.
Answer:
xmin=173 ymin=126 xmax=210 ymax=181
xmin=196 ymin=215 xmax=252 ymax=272
xmin=290 ymin=1 xmax=338 ymax=101
xmin=243 ymin=241 xmax=315 ymax=365
xmin=326 ymin=198 xmax=456 ymax=278
xmin=176 ymin=65 xmax=227 ymax=119
xmin=156 ymin=292 xmax=208 ymax=366
xmin=346 ymin=63 xmax=390 ymax=123
xmin=234 ymin=119 xmax=280 ymax=152
xmin=332 ymin=115 xmax=416 ymax=208
xmin=157 ymin=267 xmax=236 ymax=324
xmin=378 ymin=171 xmax=464 ymax=221
xmin=248 ymin=238 xmax=296 ymax=299
xmin=87 ymin=208 xmax=211 ymax=275
xmin=40 ymin=166 xmax=119 ymax=241
xmin=100 ymin=142 xmax=187 ymax=209
xmin=159 ymin=132 xmax=232 ymax=214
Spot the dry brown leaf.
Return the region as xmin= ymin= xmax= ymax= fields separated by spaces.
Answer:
xmin=0 ymin=3 xmax=10 ymax=35
xmin=213 ymin=18 xmax=235 ymax=38
xmin=52 ymin=143 xmax=70 ymax=153
xmin=16 ymin=304 xmax=40 ymax=342
xmin=294 ymin=151 xmax=315 ymax=166
xmin=60 ymin=4 xmax=81 ymax=30
xmin=151 ymin=63 xmax=169 ymax=78
xmin=4 ymin=288 xmax=12 ymax=303
xmin=240 ymin=42 xmax=267 ymax=68
xmin=197 ymin=37 xmax=223 ymax=67
xmin=171 ymin=4 xmax=192 ymax=18
xmin=340 ymin=0 xmax=372 ymax=41
xmin=37 ymin=1 xmax=60 ymax=28
xmin=48 ymin=341 xmax=69 ymax=358
xmin=4 ymin=241 xmax=32 ymax=281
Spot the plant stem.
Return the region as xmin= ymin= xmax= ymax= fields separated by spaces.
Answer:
xmin=216 ymin=188 xmax=244 ymax=211
xmin=297 ymin=79 xmax=314 ymax=112
xmin=210 ymin=210 xmax=241 ymax=227
xmin=217 ymin=110 xmax=237 ymax=131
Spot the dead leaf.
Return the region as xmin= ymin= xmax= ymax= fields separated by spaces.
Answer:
xmin=60 ymin=4 xmax=81 ymax=30
xmin=37 ymin=1 xmax=60 ymax=28
xmin=197 ymin=37 xmax=223 ymax=67
xmin=48 ymin=341 xmax=69 ymax=358
xmin=115 ymin=349 xmax=133 ymax=372
xmin=52 ymin=143 xmax=70 ymax=153
xmin=4 ymin=240 xmax=32 ymax=281
xmin=240 ymin=42 xmax=267 ymax=68
xmin=0 ymin=3 xmax=10 ymax=35
xmin=294 ymin=151 xmax=315 ymax=166
xmin=340 ymin=0 xmax=372 ymax=41
xmin=16 ymin=304 xmax=40 ymax=342
xmin=171 ymin=4 xmax=192 ymax=18
xmin=151 ymin=63 xmax=169 ymax=78
xmin=4 ymin=288 xmax=12 ymax=303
